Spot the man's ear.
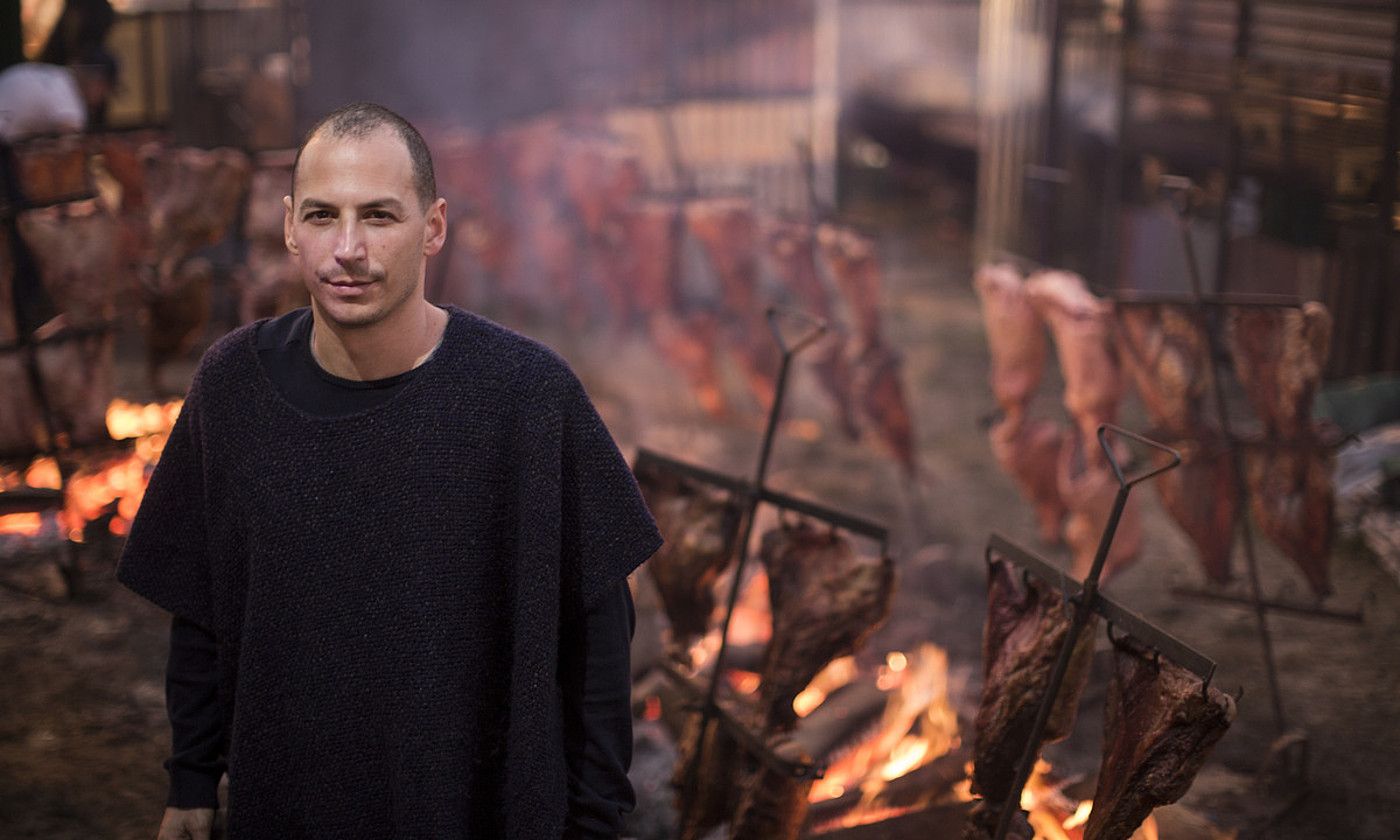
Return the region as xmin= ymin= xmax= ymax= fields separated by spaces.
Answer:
xmin=424 ymin=197 xmax=448 ymax=256
xmin=283 ymin=195 xmax=299 ymax=255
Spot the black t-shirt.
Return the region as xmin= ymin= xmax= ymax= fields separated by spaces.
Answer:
xmin=164 ymin=307 xmax=637 ymax=838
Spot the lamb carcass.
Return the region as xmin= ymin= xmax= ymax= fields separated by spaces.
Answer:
xmin=815 ymin=223 xmax=883 ymax=344
xmin=1082 ymin=636 xmax=1235 ymax=840
xmin=971 ymin=556 xmax=1098 ymax=808
xmin=1025 ymin=271 xmax=1123 ymax=458
xmin=856 ymin=340 xmax=919 ymax=478
xmin=1226 ymin=303 xmax=1332 ymax=441
xmin=974 ymin=263 xmax=1047 ymax=422
xmin=989 ymin=416 xmax=1067 ymax=544
xmin=633 ymin=460 xmax=744 ymax=650
xmin=757 ymin=519 xmax=894 ymax=731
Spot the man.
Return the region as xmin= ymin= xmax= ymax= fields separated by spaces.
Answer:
xmin=117 ymin=103 xmax=662 ymax=839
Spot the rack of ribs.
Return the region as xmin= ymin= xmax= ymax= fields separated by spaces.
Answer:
xmin=1244 ymin=444 xmax=1336 ymax=597
xmin=971 ymin=557 xmax=1098 ymax=807
xmin=1153 ymin=443 xmax=1238 ymax=584
xmin=1113 ymin=303 xmax=1210 ymax=437
xmin=974 ymin=263 xmax=1047 ymax=424
xmin=1225 ymin=303 xmax=1332 ymax=441
xmin=756 ymin=518 xmax=894 ymax=732
xmin=1082 ymin=636 xmax=1235 ymax=840
xmin=1024 ymin=271 xmax=1123 ymax=460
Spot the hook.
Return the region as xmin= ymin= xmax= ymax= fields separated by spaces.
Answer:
xmin=765 ymin=306 xmax=827 ymax=357
xmin=1231 ymin=685 xmax=1246 ymax=704
xmin=1201 ymin=664 xmax=1217 ymax=699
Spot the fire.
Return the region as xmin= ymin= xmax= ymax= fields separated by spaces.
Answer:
xmin=0 ymin=399 xmax=181 ymax=539
xmin=793 ymin=656 xmax=857 ymax=718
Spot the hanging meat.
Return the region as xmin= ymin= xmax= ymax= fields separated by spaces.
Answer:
xmin=236 ymin=164 xmax=305 ymax=324
xmin=1244 ymin=444 xmax=1335 ymax=597
xmin=559 ymin=134 xmax=643 ymax=239
xmin=673 ymin=706 xmax=750 ymax=840
xmin=763 ymin=219 xmax=860 ymax=439
xmin=815 ymin=223 xmax=883 ymax=345
xmin=1057 ymin=432 xmax=1143 ymax=582
xmin=729 ymin=751 xmax=815 ymax=840
xmin=856 ymin=340 xmax=920 ymax=478
xmin=139 ymin=147 xmax=252 ymax=393
xmin=1154 ymin=443 xmax=1238 ymax=584
xmin=684 ymin=197 xmax=779 ymax=408
xmin=974 ymin=263 xmax=1047 ymax=423
xmin=623 ymin=199 xmax=681 ymax=320
xmin=1114 ymin=303 xmax=1210 ymax=437
xmin=1025 ymin=271 xmax=1123 ymax=459
xmin=757 ymin=519 xmax=894 ymax=731
xmin=1226 ymin=303 xmax=1332 ymax=441
xmin=1082 ymin=636 xmax=1235 ymax=840
xmin=989 ymin=416 xmax=1067 ymax=544
xmin=633 ymin=461 xmax=744 ymax=650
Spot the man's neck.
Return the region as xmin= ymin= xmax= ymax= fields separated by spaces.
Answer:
xmin=309 ymin=299 xmax=448 ymax=381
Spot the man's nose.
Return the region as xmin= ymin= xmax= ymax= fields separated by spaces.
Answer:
xmin=333 ymin=219 xmax=368 ymax=266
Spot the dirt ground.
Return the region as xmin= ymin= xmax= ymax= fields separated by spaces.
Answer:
xmin=2 ymin=218 xmax=1399 ymax=839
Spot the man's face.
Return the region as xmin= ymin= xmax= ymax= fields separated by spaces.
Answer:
xmin=284 ymin=127 xmax=446 ymax=329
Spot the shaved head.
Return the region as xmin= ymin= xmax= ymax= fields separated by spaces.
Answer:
xmin=292 ymin=103 xmax=437 ymax=210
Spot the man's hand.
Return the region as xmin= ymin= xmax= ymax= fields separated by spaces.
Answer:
xmin=156 ymin=806 xmax=215 ymax=840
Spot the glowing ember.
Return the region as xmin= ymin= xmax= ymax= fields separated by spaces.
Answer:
xmin=0 ymin=399 xmax=180 ymax=539
xmin=793 ymin=656 xmax=857 ymax=718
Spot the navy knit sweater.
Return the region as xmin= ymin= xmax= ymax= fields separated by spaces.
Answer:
xmin=118 ymin=305 xmax=663 ymax=838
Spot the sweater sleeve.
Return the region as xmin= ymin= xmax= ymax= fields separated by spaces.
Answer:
xmin=116 ymin=387 xmax=213 ymax=628
xmin=165 ymin=615 xmax=227 ymax=808
xmin=556 ymin=372 xmax=663 ymax=616
xmin=561 ymin=581 xmax=637 ymax=839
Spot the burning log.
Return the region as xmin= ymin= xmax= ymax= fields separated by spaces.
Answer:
xmin=633 ymin=459 xmax=744 ymax=650
xmin=1082 ymin=636 xmax=1235 ymax=840
xmin=970 ymin=557 xmax=1098 ymax=812
xmin=974 ymin=263 xmax=1047 ymax=426
xmin=757 ymin=519 xmax=894 ymax=732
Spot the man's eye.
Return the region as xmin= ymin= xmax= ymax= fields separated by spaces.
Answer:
xmin=304 ymin=210 xmax=332 ymax=222
xmin=365 ymin=210 xmax=394 ymax=222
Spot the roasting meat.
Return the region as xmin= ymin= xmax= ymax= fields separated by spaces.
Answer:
xmin=856 ymin=341 xmax=919 ymax=478
xmin=972 ymin=557 xmax=1098 ymax=806
xmin=1083 ymin=636 xmax=1235 ymax=840
xmin=1057 ymin=432 xmax=1144 ymax=582
xmin=648 ymin=310 xmax=729 ymax=418
xmin=16 ymin=205 xmax=127 ymax=324
xmin=764 ymin=219 xmax=859 ymax=439
xmin=674 ymin=708 xmax=749 ymax=840
xmin=633 ymin=460 xmax=744 ymax=649
xmin=13 ymin=139 xmax=87 ymax=206
xmin=1244 ymin=443 xmax=1335 ymax=597
xmin=757 ymin=519 xmax=893 ymax=731
xmin=974 ymin=263 xmax=1047 ymax=422
xmin=1154 ymin=443 xmax=1238 ymax=584
xmin=1114 ymin=303 xmax=1210 ymax=436
xmin=236 ymin=165 xmax=304 ymax=324
xmin=685 ymin=198 xmax=760 ymax=319
xmin=560 ymin=135 xmax=643 ymax=238
xmin=1226 ymin=303 xmax=1332 ymax=441
xmin=1025 ymin=271 xmax=1123 ymax=458
xmin=815 ymin=223 xmax=883 ymax=344
xmin=989 ymin=416 xmax=1067 ymax=544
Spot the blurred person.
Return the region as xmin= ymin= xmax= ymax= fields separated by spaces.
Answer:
xmin=118 ymin=102 xmax=661 ymax=839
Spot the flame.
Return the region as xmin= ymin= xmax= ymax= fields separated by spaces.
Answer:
xmin=793 ymin=656 xmax=857 ymax=718
xmin=0 ymin=399 xmax=181 ymax=539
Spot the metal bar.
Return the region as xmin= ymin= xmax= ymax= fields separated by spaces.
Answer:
xmin=0 ymin=487 xmax=64 ymax=515
xmin=989 ymin=534 xmax=1219 ymax=680
xmin=1107 ymin=289 xmax=1307 ymax=307
xmin=1172 ymin=586 xmax=1364 ymax=624
xmin=1213 ymin=0 xmax=1253 ymax=297
xmin=632 ymin=452 xmax=889 ymax=545
xmin=1170 ymin=183 xmax=1290 ymax=735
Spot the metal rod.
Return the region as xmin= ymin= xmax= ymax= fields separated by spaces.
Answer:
xmin=992 ymin=424 xmax=1181 ymax=840
xmin=1169 ymin=185 xmax=1289 ymax=734
xmin=1172 ymin=587 xmax=1364 ymax=625
xmin=677 ymin=308 xmax=827 ymax=837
